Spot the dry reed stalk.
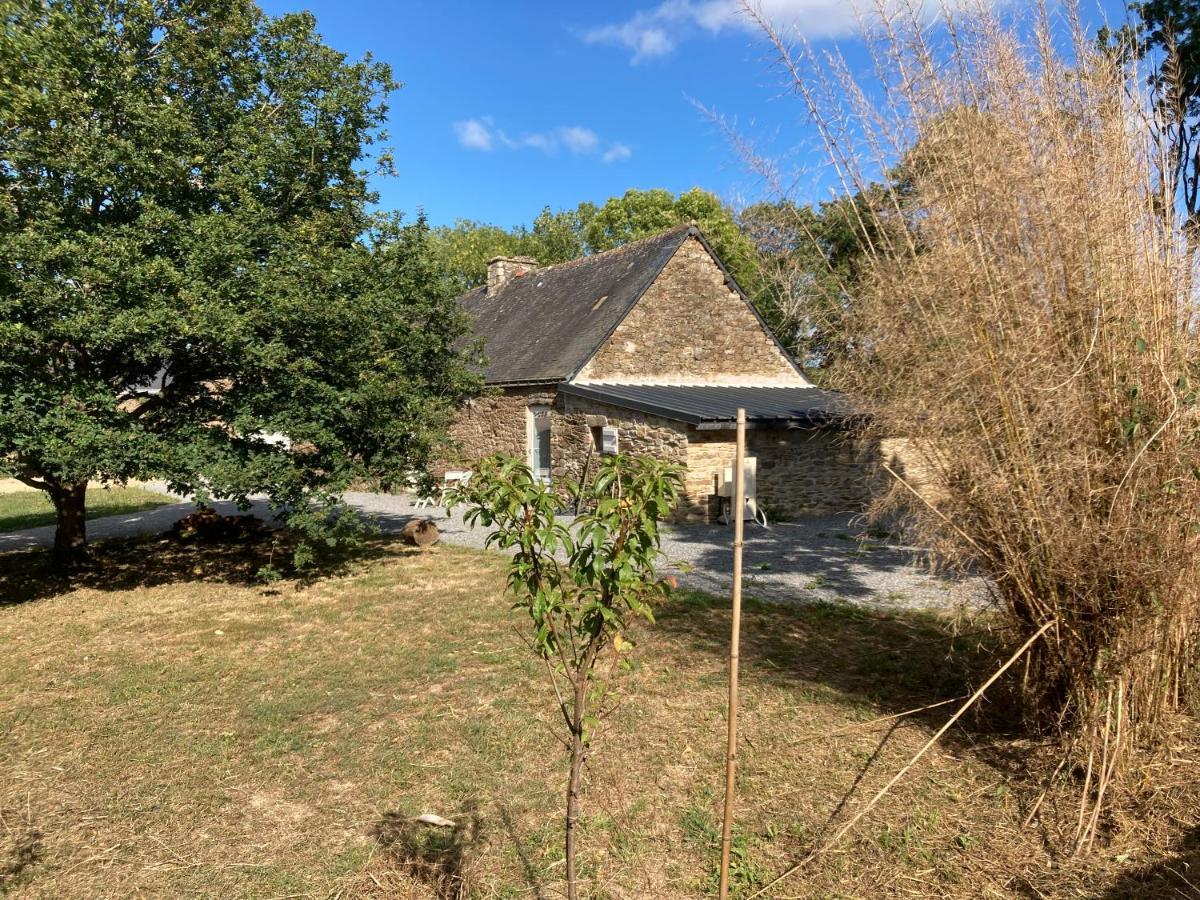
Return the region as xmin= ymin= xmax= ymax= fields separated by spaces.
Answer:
xmin=743 ymin=0 xmax=1200 ymax=844
xmin=745 ymin=619 xmax=1057 ymax=898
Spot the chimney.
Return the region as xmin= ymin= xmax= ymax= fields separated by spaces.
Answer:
xmin=487 ymin=255 xmax=538 ymax=296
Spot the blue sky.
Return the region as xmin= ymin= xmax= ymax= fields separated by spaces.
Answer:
xmin=259 ymin=0 xmax=1132 ymax=230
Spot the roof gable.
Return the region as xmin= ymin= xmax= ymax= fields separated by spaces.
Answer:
xmin=458 ymin=225 xmax=692 ymax=384
xmin=574 ymin=233 xmax=808 ymax=387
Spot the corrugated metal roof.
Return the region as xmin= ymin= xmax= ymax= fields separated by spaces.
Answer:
xmin=560 ymin=382 xmax=858 ymax=428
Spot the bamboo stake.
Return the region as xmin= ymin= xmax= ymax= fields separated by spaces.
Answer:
xmin=719 ymin=408 xmax=747 ymax=900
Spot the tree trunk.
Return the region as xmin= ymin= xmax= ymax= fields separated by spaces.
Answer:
xmin=50 ymin=481 xmax=88 ymax=569
xmin=565 ymin=681 xmax=587 ymax=900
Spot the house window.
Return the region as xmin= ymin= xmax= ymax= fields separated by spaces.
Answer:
xmin=527 ymin=405 xmax=552 ymax=482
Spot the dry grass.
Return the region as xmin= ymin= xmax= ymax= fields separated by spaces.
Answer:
xmin=1 ymin=537 xmax=1199 ymax=897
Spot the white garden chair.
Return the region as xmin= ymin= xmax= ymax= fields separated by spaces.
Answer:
xmin=438 ymin=470 xmax=471 ymax=506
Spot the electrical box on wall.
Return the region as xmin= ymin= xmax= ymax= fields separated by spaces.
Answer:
xmin=600 ymin=426 xmax=619 ymax=455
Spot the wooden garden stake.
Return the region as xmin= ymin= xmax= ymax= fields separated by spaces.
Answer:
xmin=719 ymin=407 xmax=747 ymax=899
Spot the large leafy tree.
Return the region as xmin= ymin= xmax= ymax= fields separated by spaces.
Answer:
xmin=0 ymin=0 xmax=479 ymax=567
xmin=739 ymin=187 xmax=894 ymax=371
xmin=585 ymin=187 xmax=761 ymax=296
xmin=739 ymin=198 xmax=855 ymax=370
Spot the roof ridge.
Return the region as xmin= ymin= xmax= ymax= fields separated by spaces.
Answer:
xmin=457 ymin=223 xmax=705 ymax=384
xmin=522 ymin=222 xmax=694 ymax=275
xmin=454 ymin=223 xmax=696 ymax=303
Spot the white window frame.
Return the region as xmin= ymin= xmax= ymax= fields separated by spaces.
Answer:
xmin=527 ymin=404 xmax=552 ymax=483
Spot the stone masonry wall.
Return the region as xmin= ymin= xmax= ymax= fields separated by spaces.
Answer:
xmin=444 ymin=389 xmax=883 ymax=524
xmin=575 ymin=236 xmax=806 ymax=386
xmin=440 ymin=385 xmax=556 ymax=472
xmin=682 ymin=427 xmax=877 ymax=522
xmin=555 ymin=394 xmax=688 ymax=487
xmin=751 ymin=429 xmax=877 ymax=517
xmin=442 ymin=388 xmax=687 ymax=484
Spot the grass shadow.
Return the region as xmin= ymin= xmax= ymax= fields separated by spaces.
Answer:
xmin=497 ymin=804 xmax=546 ymax=900
xmin=657 ymin=590 xmax=1011 ymax=731
xmin=0 ymin=528 xmax=408 ymax=608
xmin=1098 ymin=825 xmax=1200 ymax=899
xmin=371 ymin=804 xmax=486 ymax=899
xmin=651 ymin=590 xmax=1047 ymax=892
xmin=0 ymin=810 xmax=42 ymax=895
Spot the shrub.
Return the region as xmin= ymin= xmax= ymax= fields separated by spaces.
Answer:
xmin=448 ymin=453 xmax=683 ymax=898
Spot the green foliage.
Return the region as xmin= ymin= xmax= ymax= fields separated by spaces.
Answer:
xmin=448 ymin=452 xmax=682 ymax=898
xmin=739 ymin=196 xmax=867 ymax=369
xmin=430 ymin=205 xmax=594 ymax=295
xmin=0 ymin=0 xmax=480 ymax=565
xmin=451 ymin=453 xmax=682 ymax=686
xmin=585 ymin=188 xmax=759 ymax=290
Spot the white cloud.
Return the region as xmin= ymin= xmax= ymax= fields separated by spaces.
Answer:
xmin=453 ymin=118 xmax=495 ymax=151
xmin=584 ymin=16 xmax=677 ymax=62
xmin=517 ymin=132 xmax=553 ymax=151
xmin=603 ymin=143 xmax=633 ymax=164
xmin=453 ymin=120 xmax=628 ymax=161
xmin=560 ymin=126 xmax=600 ymax=154
xmin=583 ymin=0 xmax=1010 ymax=62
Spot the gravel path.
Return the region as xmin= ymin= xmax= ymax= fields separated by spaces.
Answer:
xmin=0 ymin=483 xmax=985 ymax=611
xmin=341 ymin=491 xmax=986 ymax=612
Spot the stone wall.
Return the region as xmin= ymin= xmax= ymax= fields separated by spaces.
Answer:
xmin=574 ymin=236 xmax=806 ymax=386
xmin=442 ymin=388 xmax=687 ymax=481
xmin=682 ymin=427 xmax=877 ymax=522
xmin=441 ymin=385 xmax=556 ymax=472
xmin=681 ymin=435 xmax=736 ymax=522
xmin=751 ymin=428 xmax=877 ymax=517
xmin=555 ymin=394 xmax=688 ymax=486
xmin=443 ymin=387 xmax=883 ymax=524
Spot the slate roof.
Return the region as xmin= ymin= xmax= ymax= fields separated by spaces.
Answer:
xmin=457 ymin=225 xmax=695 ymax=384
xmin=560 ymin=382 xmax=858 ymax=428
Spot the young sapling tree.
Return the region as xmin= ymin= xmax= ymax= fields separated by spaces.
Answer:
xmin=449 ymin=453 xmax=682 ymax=900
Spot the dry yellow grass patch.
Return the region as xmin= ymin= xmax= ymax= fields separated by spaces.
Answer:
xmin=0 ymin=538 xmax=1197 ymax=897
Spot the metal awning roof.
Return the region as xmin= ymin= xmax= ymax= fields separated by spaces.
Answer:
xmin=560 ymin=382 xmax=859 ymax=429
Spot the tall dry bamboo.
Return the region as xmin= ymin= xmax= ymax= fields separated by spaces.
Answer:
xmin=746 ymin=0 xmax=1200 ymax=832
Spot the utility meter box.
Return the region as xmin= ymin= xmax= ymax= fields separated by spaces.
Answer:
xmin=600 ymin=426 xmax=619 ymax=455
xmin=718 ymin=457 xmax=759 ymax=521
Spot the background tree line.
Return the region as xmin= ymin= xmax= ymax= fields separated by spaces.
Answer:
xmin=428 ymin=186 xmax=873 ymax=376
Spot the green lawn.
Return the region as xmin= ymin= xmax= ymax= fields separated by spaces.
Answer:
xmin=0 ymin=485 xmax=173 ymax=533
xmin=0 ymin=537 xmax=1195 ymax=898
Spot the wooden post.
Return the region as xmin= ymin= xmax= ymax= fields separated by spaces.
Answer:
xmin=719 ymin=408 xmax=747 ymax=900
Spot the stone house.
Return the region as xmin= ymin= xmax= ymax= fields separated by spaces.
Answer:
xmin=447 ymin=223 xmax=875 ymax=522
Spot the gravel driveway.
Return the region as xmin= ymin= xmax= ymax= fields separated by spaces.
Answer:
xmin=341 ymin=491 xmax=986 ymax=611
xmin=1 ymin=484 xmax=985 ymax=611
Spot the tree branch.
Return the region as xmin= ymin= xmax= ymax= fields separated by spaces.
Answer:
xmin=13 ymin=472 xmax=52 ymax=492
